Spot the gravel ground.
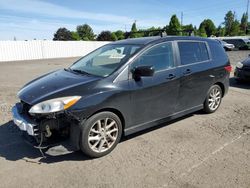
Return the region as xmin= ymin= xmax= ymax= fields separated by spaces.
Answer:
xmin=0 ymin=51 xmax=250 ymax=188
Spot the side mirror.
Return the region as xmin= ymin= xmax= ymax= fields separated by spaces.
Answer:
xmin=248 ymin=54 xmax=250 ymax=57
xmin=132 ymin=66 xmax=155 ymax=81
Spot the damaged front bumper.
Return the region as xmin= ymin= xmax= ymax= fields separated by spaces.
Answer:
xmin=11 ymin=103 xmax=81 ymax=156
xmin=12 ymin=103 xmax=38 ymax=136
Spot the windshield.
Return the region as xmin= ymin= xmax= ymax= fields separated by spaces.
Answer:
xmin=243 ymin=39 xmax=250 ymax=43
xmin=70 ymin=44 xmax=141 ymax=77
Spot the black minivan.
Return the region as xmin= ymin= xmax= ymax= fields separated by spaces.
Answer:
xmin=12 ymin=36 xmax=231 ymax=157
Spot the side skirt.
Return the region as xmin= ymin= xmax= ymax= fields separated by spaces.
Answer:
xmin=124 ymin=104 xmax=203 ymax=136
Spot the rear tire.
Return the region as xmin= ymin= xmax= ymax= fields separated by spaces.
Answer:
xmin=203 ymin=85 xmax=222 ymax=114
xmin=80 ymin=112 xmax=122 ymax=158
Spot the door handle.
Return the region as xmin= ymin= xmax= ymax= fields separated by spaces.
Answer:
xmin=166 ymin=74 xmax=176 ymax=80
xmin=183 ymin=69 xmax=192 ymax=75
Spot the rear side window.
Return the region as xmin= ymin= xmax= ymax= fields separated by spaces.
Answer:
xmin=178 ymin=42 xmax=210 ymax=65
xmin=209 ymin=41 xmax=229 ymax=64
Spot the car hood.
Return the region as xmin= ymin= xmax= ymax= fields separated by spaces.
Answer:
xmin=18 ymin=69 xmax=100 ymax=105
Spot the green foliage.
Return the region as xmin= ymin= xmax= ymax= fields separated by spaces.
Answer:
xmin=97 ymin=31 xmax=113 ymax=41
xmin=114 ymin=30 xmax=125 ymax=40
xmin=111 ymin=32 xmax=118 ymax=41
xmin=53 ymin=10 xmax=249 ymax=41
xmin=135 ymin=30 xmax=144 ymax=38
xmin=224 ymin=10 xmax=234 ymax=35
xmin=182 ymin=24 xmax=194 ymax=36
xmin=164 ymin=25 xmax=169 ymax=33
xmin=143 ymin=27 xmax=162 ymax=37
xmin=240 ymin=13 xmax=248 ymax=34
xmin=224 ymin=11 xmax=240 ymax=36
xmin=76 ymin=24 xmax=95 ymax=41
xmin=53 ymin=28 xmax=73 ymax=41
xmin=167 ymin=15 xmax=181 ymax=35
xmin=198 ymin=26 xmax=207 ymax=37
xmin=71 ymin=31 xmax=80 ymax=41
xmin=215 ymin=26 xmax=225 ymax=37
xmin=199 ymin=19 xmax=216 ymax=37
xmin=130 ymin=22 xmax=140 ymax=38
xmin=231 ymin=20 xmax=240 ymax=36
xmin=193 ymin=26 xmax=198 ymax=36
xmin=131 ymin=22 xmax=137 ymax=32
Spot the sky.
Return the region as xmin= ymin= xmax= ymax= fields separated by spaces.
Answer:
xmin=0 ymin=0 xmax=247 ymax=40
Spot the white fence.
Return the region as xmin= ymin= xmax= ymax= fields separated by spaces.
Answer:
xmin=0 ymin=40 xmax=110 ymax=62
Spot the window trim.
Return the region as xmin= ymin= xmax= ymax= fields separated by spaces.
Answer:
xmin=113 ymin=65 xmax=129 ymax=83
xmin=176 ymin=40 xmax=212 ymax=67
xmin=129 ymin=41 xmax=176 ymax=73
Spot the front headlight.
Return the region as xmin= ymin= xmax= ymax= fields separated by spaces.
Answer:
xmin=236 ymin=62 xmax=244 ymax=69
xmin=29 ymin=96 xmax=81 ymax=114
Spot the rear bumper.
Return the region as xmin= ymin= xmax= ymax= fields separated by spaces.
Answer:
xmin=12 ymin=104 xmax=38 ymax=136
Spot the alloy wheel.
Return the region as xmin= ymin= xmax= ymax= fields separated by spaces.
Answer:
xmin=208 ymin=87 xmax=221 ymax=111
xmin=88 ymin=118 xmax=119 ymax=153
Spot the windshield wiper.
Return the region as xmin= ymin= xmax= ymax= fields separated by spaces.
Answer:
xmin=67 ymin=68 xmax=92 ymax=76
xmin=64 ymin=68 xmax=72 ymax=72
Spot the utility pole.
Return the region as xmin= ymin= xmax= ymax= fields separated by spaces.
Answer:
xmin=181 ymin=12 xmax=183 ymax=36
xmin=181 ymin=12 xmax=183 ymax=27
xmin=246 ymin=0 xmax=249 ymax=34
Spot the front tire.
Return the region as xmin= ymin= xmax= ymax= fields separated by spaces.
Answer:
xmin=80 ymin=112 xmax=122 ymax=158
xmin=203 ymin=85 xmax=222 ymax=114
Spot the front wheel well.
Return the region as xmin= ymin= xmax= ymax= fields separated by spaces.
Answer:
xmin=88 ymin=108 xmax=125 ymax=135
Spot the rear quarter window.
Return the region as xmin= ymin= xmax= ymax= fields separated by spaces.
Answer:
xmin=178 ymin=41 xmax=210 ymax=65
xmin=209 ymin=41 xmax=229 ymax=65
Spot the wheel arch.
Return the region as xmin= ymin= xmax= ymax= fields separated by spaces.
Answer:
xmin=213 ymin=82 xmax=225 ymax=97
xmin=88 ymin=108 xmax=126 ymax=135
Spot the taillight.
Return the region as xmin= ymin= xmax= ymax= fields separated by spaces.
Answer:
xmin=224 ymin=65 xmax=232 ymax=73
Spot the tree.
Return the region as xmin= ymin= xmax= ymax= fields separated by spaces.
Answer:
xmin=143 ymin=27 xmax=162 ymax=37
xmin=193 ymin=26 xmax=198 ymax=36
xmin=71 ymin=31 xmax=80 ymax=41
xmin=182 ymin=24 xmax=194 ymax=36
xmin=231 ymin=20 xmax=240 ymax=36
xmin=224 ymin=11 xmax=234 ymax=35
xmin=136 ymin=30 xmax=145 ymax=37
xmin=215 ymin=25 xmax=225 ymax=37
xmin=111 ymin=32 xmax=118 ymax=41
xmin=53 ymin=27 xmax=73 ymax=41
xmin=114 ymin=30 xmax=125 ymax=40
xmin=198 ymin=25 xmax=207 ymax=37
xmin=167 ymin=15 xmax=181 ymax=35
xmin=199 ymin=19 xmax=216 ymax=37
xmin=240 ymin=13 xmax=248 ymax=34
xmin=97 ymin=31 xmax=113 ymax=41
xmin=224 ymin=11 xmax=240 ymax=36
xmin=130 ymin=22 xmax=139 ymax=38
xmin=76 ymin=24 xmax=95 ymax=41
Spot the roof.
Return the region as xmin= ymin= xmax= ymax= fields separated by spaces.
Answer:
xmin=113 ymin=36 xmax=161 ymax=45
xmin=113 ymin=36 xmax=215 ymax=46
